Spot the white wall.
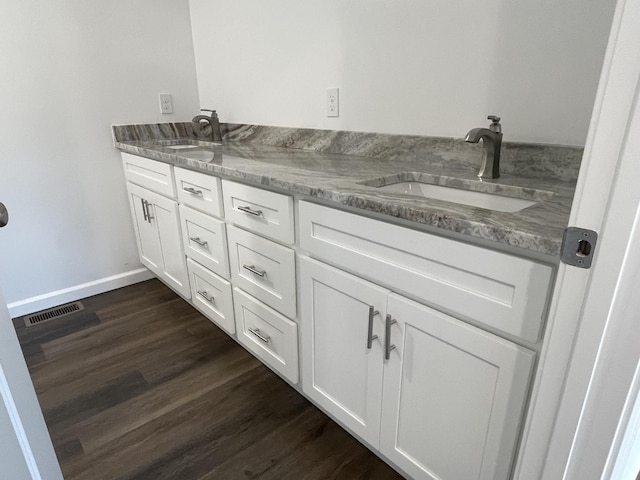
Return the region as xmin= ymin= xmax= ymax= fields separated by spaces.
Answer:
xmin=190 ymin=0 xmax=615 ymax=146
xmin=0 ymin=0 xmax=199 ymax=313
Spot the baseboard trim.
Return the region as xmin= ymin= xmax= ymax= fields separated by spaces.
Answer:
xmin=7 ymin=268 xmax=155 ymax=319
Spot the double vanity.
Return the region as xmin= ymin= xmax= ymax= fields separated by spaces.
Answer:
xmin=114 ymin=123 xmax=578 ymax=480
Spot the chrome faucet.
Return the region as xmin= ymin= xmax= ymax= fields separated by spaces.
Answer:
xmin=465 ymin=115 xmax=503 ymax=179
xmin=192 ymin=109 xmax=222 ymax=142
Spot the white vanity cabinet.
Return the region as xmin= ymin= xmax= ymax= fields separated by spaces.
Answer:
xmin=118 ymin=150 xmax=554 ymax=480
xmin=124 ymin=163 xmax=190 ymax=299
xmin=300 ymin=256 xmax=535 ymax=480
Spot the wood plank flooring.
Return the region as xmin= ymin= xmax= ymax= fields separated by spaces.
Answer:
xmin=14 ymin=279 xmax=403 ymax=480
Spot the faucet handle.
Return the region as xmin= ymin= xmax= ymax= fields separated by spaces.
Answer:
xmin=487 ymin=115 xmax=502 ymax=133
xmin=201 ymin=108 xmax=217 ymax=114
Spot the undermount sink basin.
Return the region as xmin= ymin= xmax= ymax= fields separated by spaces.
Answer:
xmin=361 ymin=173 xmax=553 ymax=213
xmin=166 ymin=144 xmax=199 ymax=150
xmin=165 ymin=142 xmax=221 ymax=150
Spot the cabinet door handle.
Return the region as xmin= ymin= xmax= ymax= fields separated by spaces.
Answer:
xmin=385 ymin=314 xmax=397 ymax=360
xmin=238 ymin=205 xmax=263 ymax=217
xmin=197 ymin=290 xmax=215 ymax=304
xmin=248 ymin=327 xmax=270 ymax=343
xmin=183 ymin=186 xmax=203 ymax=196
xmin=141 ymin=198 xmax=148 ymax=222
xmin=144 ymin=200 xmax=154 ymax=222
xmin=189 ymin=236 xmax=209 ymax=248
xmin=242 ymin=264 xmax=266 ymax=277
xmin=367 ymin=306 xmax=379 ymax=349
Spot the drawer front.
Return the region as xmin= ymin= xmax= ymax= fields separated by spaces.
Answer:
xmin=187 ymin=259 xmax=235 ymax=334
xmin=299 ymin=201 xmax=553 ymax=342
xmin=222 ymin=180 xmax=294 ymax=244
xmin=175 ymin=167 xmax=224 ymax=218
xmin=122 ymin=153 xmax=175 ymax=198
xmin=180 ymin=205 xmax=230 ymax=279
xmin=227 ymin=225 xmax=296 ymax=319
xmin=233 ymin=288 xmax=298 ymax=383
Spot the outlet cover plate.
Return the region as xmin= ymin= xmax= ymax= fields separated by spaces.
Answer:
xmin=159 ymin=93 xmax=173 ymax=114
xmin=327 ymin=88 xmax=339 ymax=117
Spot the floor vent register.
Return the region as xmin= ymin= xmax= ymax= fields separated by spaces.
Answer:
xmin=24 ymin=301 xmax=85 ymax=327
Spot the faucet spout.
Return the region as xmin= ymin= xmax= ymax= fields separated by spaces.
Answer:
xmin=464 ymin=116 xmax=503 ymax=179
xmin=192 ymin=109 xmax=222 ymax=142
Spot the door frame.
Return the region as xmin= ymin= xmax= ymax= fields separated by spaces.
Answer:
xmin=0 ymin=287 xmax=63 ymax=480
xmin=516 ymin=0 xmax=640 ymax=477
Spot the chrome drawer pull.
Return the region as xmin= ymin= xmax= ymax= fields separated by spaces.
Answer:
xmin=385 ymin=314 xmax=397 ymax=360
xmin=367 ymin=306 xmax=379 ymax=349
xmin=189 ymin=236 xmax=209 ymax=248
xmin=197 ymin=290 xmax=215 ymax=304
xmin=242 ymin=264 xmax=266 ymax=277
xmin=248 ymin=328 xmax=270 ymax=343
xmin=183 ymin=187 xmax=203 ymax=196
xmin=238 ymin=205 xmax=263 ymax=217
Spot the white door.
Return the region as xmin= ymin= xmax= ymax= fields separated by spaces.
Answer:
xmin=380 ymin=293 xmax=535 ymax=480
xmin=300 ymin=256 xmax=388 ymax=448
xmin=0 ymin=202 xmax=62 ymax=479
xmin=516 ymin=0 xmax=640 ymax=477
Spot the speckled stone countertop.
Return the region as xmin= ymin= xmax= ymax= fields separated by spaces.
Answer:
xmin=113 ymin=123 xmax=579 ymax=257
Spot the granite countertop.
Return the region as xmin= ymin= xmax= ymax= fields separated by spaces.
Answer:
xmin=114 ymin=133 xmax=577 ymax=258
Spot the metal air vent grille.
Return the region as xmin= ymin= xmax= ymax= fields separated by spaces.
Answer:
xmin=24 ymin=301 xmax=84 ymax=327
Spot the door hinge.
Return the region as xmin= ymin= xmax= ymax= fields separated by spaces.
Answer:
xmin=561 ymin=227 xmax=598 ymax=268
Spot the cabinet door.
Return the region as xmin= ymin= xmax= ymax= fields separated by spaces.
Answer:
xmin=381 ymin=293 xmax=535 ymax=480
xmin=300 ymin=256 xmax=389 ymax=448
xmin=126 ymin=183 xmax=163 ymax=273
xmin=126 ymin=182 xmax=190 ymax=299
xmin=149 ymin=190 xmax=190 ymax=299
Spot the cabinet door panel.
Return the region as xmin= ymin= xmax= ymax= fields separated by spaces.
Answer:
xmin=127 ymin=184 xmax=162 ymax=273
xmin=152 ymin=192 xmax=191 ymax=299
xmin=300 ymin=256 xmax=389 ymax=448
xmin=381 ymin=293 xmax=535 ymax=480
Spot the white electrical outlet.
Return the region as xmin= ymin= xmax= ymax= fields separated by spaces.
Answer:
xmin=159 ymin=93 xmax=173 ymax=114
xmin=327 ymin=88 xmax=339 ymax=117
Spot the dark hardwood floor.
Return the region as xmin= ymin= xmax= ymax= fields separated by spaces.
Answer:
xmin=14 ymin=279 xmax=403 ymax=480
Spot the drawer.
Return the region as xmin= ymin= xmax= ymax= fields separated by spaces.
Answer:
xmin=227 ymin=225 xmax=296 ymax=318
xmin=233 ymin=287 xmax=299 ymax=383
xmin=175 ymin=167 xmax=224 ymax=218
xmin=187 ymin=259 xmax=235 ymax=335
xmin=122 ymin=153 xmax=175 ymax=198
xmin=222 ymin=180 xmax=294 ymax=244
xmin=180 ymin=205 xmax=230 ymax=279
xmin=299 ymin=201 xmax=553 ymax=342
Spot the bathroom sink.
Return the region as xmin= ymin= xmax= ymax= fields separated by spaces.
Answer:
xmin=179 ymin=150 xmax=216 ymax=162
xmin=165 ymin=142 xmax=220 ymax=150
xmin=360 ymin=173 xmax=553 ymax=213
xmin=166 ymin=144 xmax=199 ymax=150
